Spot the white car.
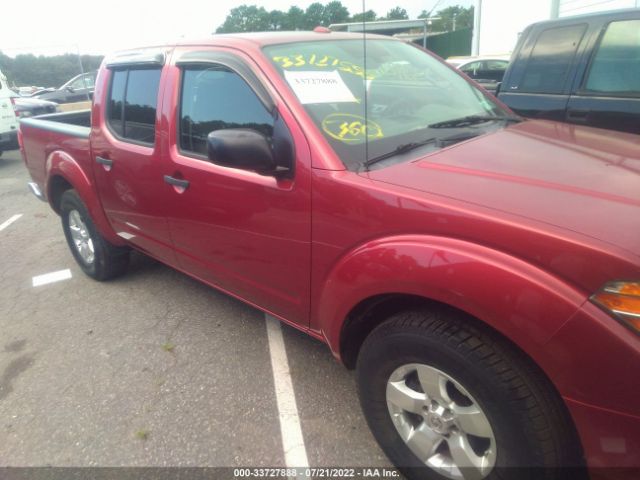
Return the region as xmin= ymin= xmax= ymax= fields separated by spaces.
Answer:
xmin=0 ymin=70 xmax=19 ymax=157
xmin=446 ymin=56 xmax=510 ymax=93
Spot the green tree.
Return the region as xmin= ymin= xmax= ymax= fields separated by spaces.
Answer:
xmin=213 ymin=1 xmax=389 ymax=33
xmin=0 ymin=51 xmax=103 ymax=88
xmin=267 ymin=9 xmax=287 ymax=30
xmin=383 ymin=7 xmax=409 ymax=20
xmin=351 ymin=10 xmax=377 ymax=23
xmin=304 ymin=2 xmax=326 ymax=28
xmin=419 ymin=5 xmax=474 ymax=32
xmin=323 ymin=1 xmax=350 ymax=26
xmin=282 ymin=6 xmax=305 ymax=30
xmin=216 ymin=5 xmax=270 ymax=33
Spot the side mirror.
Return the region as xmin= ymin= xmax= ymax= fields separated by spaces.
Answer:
xmin=494 ymin=82 xmax=502 ymax=96
xmin=66 ymin=86 xmax=75 ymax=93
xmin=207 ymin=113 xmax=294 ymax=177
xmin=207 ymin=129 xmax=279 ymax=175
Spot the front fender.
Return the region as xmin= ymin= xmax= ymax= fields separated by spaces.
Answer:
xmin=318 ymin=235 xmax=587 ymax=369
xmin=46 ymin=150 xmax=123 ymax=246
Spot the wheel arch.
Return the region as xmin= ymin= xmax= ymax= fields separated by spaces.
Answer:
xmin=317 ymin=235 xmax=588 ymax=395
xmin=340 ymin=293 xmax=431 ymax=369
xmin=45 ymin=150 xmax=124 ymax=245
xmin=48 ymin=174 xmax=73 ymax=214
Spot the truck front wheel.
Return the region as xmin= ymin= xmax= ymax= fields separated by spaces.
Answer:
xmin=60 ymin=189 xmax=129 ymax=281
xmin=356 ymin=307 xmax=584 ymax=480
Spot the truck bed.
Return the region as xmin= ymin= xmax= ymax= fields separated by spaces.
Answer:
xmin=20 ymin=110 xmax=92 ymax=198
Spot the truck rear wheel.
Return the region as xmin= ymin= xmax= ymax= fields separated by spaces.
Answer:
xmin=60 ymin=189 xmax=129 ymax=281
xmin=356 ymin=307 xmax=584 ymax=480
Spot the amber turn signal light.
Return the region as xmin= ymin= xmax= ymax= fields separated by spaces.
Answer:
xmin=591 ymin=281 xmax=640 ymax=333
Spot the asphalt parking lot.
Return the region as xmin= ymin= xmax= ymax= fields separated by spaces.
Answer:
xmin=0 ymin=149 xmax=393 ymax=471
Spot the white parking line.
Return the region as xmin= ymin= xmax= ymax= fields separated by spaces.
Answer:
xmin=0 ymin=214 xmax=23 ymax=232
xmin=266 ymin=314 xmax=310 ymax=471
xmin=32 ymin=269 xmax=72 ymax=287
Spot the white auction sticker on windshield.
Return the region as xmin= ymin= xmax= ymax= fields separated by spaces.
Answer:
xmin=284 ymin=70 xmax=357 ymax=104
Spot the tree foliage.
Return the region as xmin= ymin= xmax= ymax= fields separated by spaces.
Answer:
xmin=216 ymin=5 xmax=271 ymax=33
xmin=282 ymin=6 xmax=305 ymax=30
xmin=214 ymin=1 xmax=451 ymax=33
xmin=383 ymin=7 xmax=409 ymax=21
xmin=323 ymin=1 xmax=350 ymax=25
xmin=0 ymin=51 xmax=103 ymax=88
xmin=351 ymin=10 xmax=377 ymax=23
xmin=419 ymin=6 xmax=474 ymax=32
xmin=216 ymin=2 xmax=352 ymax=33
xmin=304 ymin=2 xmax=326 ymax=28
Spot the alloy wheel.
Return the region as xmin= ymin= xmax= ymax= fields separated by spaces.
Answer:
xmin=68 ymin=209 xmax=95 ymax=265
xmin=386 ymin=363 xmax=496 ymax=480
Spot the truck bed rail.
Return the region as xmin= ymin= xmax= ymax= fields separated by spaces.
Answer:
xmin=20 ymin=110 xmax=91 ymax=139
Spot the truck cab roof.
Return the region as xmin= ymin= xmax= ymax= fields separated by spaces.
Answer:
xmin=105 ymin=30 xmax=395 ymax=66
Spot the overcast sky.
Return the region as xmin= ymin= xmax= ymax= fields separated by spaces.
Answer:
xmin=1 ymin=0 xmax=473 ymax=56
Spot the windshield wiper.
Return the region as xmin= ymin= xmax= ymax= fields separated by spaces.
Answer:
xmin=428 ymin=115 xmax=521 ymax=129
xmin=363 ymin=137 xmax=437 ymax=170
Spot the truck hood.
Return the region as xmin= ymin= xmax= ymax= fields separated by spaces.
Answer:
xmin=366 ymin=120 xmax=640 ymax=258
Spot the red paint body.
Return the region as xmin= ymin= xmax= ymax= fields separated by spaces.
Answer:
xmin=19 ymin=32 xmax=640 ymax=474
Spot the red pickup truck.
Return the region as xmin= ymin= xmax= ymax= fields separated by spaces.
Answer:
xmin=19 ymin=31 xmax=640 ymax=479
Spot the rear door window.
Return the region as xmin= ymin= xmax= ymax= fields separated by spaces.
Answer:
xmin=107 ymin=68 xmax=162 ymax=145
xmin=519 ymin=24 xmax=587 ymax=94
xmin=124 ymin=69 xmax=161 ymax=143
xmin=584 ymin=19 xmax=640 ymax=95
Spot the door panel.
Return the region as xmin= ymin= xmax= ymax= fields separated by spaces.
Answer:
xmin=565 ymin=95 xmax=640 ymax=134
xmin=91 ymin=66 xmax=176 ymax=265
xmin=161 ymin=48 xmax=312 ymax=326
xmin=497 ymin=93 xmax=570 ymax=120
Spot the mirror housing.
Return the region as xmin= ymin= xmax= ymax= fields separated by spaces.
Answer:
xmin=66 ymin=86 xmax=75 ymax=93
xmin=207 ymin=129 xmax=279 ymax=175
xmin=494 ymin=82 xmax=502 ymax=96
xmin=207 ymin=112 xmax=294 ymax=178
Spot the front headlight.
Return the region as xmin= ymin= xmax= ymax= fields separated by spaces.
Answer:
xmin=591 ymin=281 xmax=640 ymax=334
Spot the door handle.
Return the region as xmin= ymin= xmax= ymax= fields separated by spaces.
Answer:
xmin=567 ymin=109 xmax=589 ymax=123
xmin=96 ymin=156 xmax=113 ymax=171
xmin=164 ymin=175 xmax=190 ymax=190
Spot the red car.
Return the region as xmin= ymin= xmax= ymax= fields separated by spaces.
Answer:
xmin=19 ymin=31 xmax=640 ymax=480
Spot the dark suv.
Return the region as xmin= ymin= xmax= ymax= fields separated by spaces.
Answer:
xmin=498 ymin=9 xmax=640 ymax=134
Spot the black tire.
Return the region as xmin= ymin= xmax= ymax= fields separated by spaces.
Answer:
xmin=60 ymin=189 xmax=129 ymax=281
xmin=356 ymin=307 xmax=584 ymax=480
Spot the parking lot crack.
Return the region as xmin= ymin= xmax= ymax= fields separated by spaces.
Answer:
xmin=0 ymin=354 xmax=36 ymax=401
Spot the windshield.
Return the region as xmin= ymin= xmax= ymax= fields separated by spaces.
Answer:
xmin=264 ymin=39 xmax=509 ymax=170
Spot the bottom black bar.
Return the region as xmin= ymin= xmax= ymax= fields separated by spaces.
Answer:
xmin=0 ymin=467 xmax=638 ymax=480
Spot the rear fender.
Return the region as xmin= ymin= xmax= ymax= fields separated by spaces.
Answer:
xmin=46 ymin=150 xmax=124 ymax=245
xmin=319 ymin=235 xmax=587 ymax=369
